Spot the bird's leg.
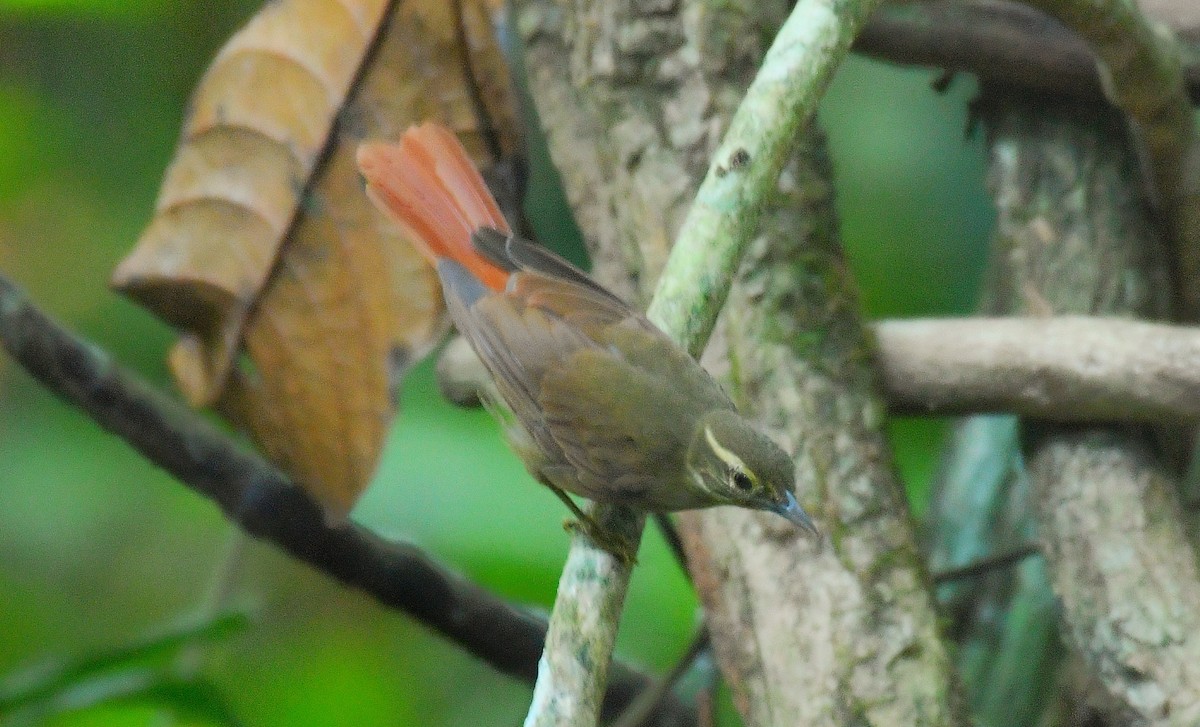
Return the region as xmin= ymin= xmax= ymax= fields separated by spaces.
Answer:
xmin=545 ymin=484 xmax=638 ymax=565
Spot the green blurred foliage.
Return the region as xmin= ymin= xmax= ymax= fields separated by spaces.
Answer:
xmin=0 ymin=2 xmax=990 ymax=725
xmin=0 ymin=1 xmax=169 ymax=17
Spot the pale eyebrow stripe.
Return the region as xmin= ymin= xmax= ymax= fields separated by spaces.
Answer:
xmin=705 ymin=425 xmax=748 ymax=473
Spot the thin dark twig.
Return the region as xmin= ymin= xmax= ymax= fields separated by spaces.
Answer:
xmin=933 ymin=543 xmax=1042 ymax=585
xmin=0 ymin=272 xmax=693 ymax=726
xmin=452 ymin=0 xmax=504 ymax=162
xmin=653 ymin=513 xmax=690 ymax=576
xmin=611 ymin=628 xmax=711 ymax=727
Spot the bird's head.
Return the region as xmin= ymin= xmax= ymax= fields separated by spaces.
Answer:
xmin=686 ymin=409 xmax=818 ymax=535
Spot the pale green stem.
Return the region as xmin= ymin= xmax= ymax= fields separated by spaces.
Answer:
xmin=174 ymin=528 xmax=247 ymax=677
xmin=523 ymin=0 xmax=883 ymax=725
xmin=647 ymin=0 xmax=882 ymax=354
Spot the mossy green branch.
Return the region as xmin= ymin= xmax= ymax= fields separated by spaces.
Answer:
xmin=524 ymin=0 xmax=884 ymax=725
xmin=1017 ymin=0 xmax=1200 ymax=318
xmin=647 ymin=0 xmax=883 ymax=353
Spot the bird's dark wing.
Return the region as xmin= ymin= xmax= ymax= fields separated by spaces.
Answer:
xmin=471 ymin=227 xmax=627 ymax=307
xmin=473 ymin=227 xmax=671 ymax=341
xmin=537 ymin=347 xmax=696 ymax=506
xmin=596 ymin=324 xmax=734 ymax=413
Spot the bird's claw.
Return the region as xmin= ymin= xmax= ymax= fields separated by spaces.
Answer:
xmin=563 ymin=518 xmax=639 ymax=566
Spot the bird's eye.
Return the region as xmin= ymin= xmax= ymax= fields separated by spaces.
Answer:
xmin=731 ymin=470 xmax=753 ymax=492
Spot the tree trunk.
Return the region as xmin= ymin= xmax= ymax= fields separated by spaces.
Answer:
xmin=979 ymin=88 xmax=1200 ymax=725
xmin=515 ymin=1 xmax=964 ymax=723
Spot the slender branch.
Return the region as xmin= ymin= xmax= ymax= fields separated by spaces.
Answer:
xmin=932 ymin=543 xmax=1042 ymax=585
xmin=611 ymin=629 xmax=712 ymax=727
xmin=645 ymin=0 xmax=883 ymax=354
xmin=518 ymin=1 xmax=887 ymax=724
xmin=652 ymin=514 xmax=690 ymax=574
xmin=524 ymin=503 xmax=644 ymax=727
xmin=922 ymin=414 xmax=1061 ymax=724
xmin=855 ymin=1 xmax=1200 ymax=103
xmin=0 ymin=272 xmax=692 ymax=726
xmin=875 ymin=316 xmax=1200 ymax=423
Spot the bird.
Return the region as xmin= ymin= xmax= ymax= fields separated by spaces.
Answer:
xmin=357 ymin=122 xmax=817 ymax=559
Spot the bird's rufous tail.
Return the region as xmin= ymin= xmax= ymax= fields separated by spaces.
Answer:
xmin=356 ymin=123 xmax=512 ymax=291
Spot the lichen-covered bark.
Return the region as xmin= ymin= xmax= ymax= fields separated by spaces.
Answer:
xmin=515 ymin=1 xmax=962 ymax=724
xmin=980 ymin=90 xmax=1200 ymax=724
xmin=684 ymin=133 xmax=963 ymax=726
xmin=1018 ymin=0 xmax=1200 ymax=321
xmin=515 ymin=0 xmax=789 ymax=306
xmin=524 ymin=504 xmax=643 ymax=727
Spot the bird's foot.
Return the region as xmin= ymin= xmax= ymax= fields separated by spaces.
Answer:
xmin=564 ymin=517 xmax=639 ymax=566
xmin=544 ymin=483 xmax=639 ymax=565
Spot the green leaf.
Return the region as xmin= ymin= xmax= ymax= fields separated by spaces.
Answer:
xmin=0 ymin=611 xmax=251 ymax=716
xmin=6 ymin=670 xmax=242 ymax=727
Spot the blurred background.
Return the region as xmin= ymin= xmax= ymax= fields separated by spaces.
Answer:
xmin=0 ymin=1 xmax=993 ymax=725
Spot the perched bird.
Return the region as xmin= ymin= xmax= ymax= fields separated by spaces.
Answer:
xmin=357 ymin=123 xmax=817 ymax=556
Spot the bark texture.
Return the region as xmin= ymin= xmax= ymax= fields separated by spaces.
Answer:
xmin=515 ymin=1 xmax=962 ymax=724
xmin=981 ymin=90 xmax=1200 ymax=725
xmin=877 ymin=316 xmax=1200 ymax=423
xmin=1017 ymin=0 xmax=1200 ymax=321
xmin=524 ymin=505 xmax=643 ymax=727
xmin=684 ymin=136 xmax=961 ymax=726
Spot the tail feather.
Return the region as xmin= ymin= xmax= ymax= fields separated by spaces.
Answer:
xmin=357 ymin=123 xmax=512 ymax=291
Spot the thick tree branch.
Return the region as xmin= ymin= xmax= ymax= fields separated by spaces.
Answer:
xmin=0 ymin=272 xmax=692 ymax=727
xmin=520 ymin=0 xmax=967 ymax=724
xmin=516 ymin=0 xmax=923 ymax=724
xmin=875 ymin=316 xmax=1200 ymax=423
xmin=855 ymin=1 xmax=1200 ymax=103
xmin=447 ymin=314 xmax=1200 ymax=425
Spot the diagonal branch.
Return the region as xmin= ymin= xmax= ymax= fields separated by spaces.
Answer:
xmin=516 ymin=0 xmax=914 ymax=724
xmin=0 ymin=272 xmax=692 ymax=727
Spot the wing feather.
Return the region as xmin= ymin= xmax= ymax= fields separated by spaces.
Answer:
xmin=472 ymin=227 xmax=627 ymax=307
xmin=441 ymin=260 xmax=595 ymax=459
xmin=538 ymin=348 xmax=695 ymax=504
xmin=440 ymin=231 xmax=731 ymax=510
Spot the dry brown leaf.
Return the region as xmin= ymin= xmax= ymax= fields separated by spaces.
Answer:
xmin=113 ymin=0 xmax=394 ymax=406
xmin=114 ymin=0 xmax=520 ymax=519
